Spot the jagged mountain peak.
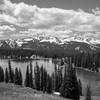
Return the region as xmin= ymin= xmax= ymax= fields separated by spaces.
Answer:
xmin=0 ymin=32 xmax=100 ymax=52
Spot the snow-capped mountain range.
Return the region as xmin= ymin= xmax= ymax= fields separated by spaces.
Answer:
xmin=1 ymin=32 xmax=99 ymax=45
xmin=0 ymin=31 xmax=100 ymax=53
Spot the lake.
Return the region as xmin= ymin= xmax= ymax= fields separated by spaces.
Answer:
xmin=0 ymin=58 xmax=56 ymax=79
xmin=76 ymin=68 xmax=100 ymax=96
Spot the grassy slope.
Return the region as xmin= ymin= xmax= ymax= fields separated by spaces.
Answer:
xmin=0 ymin=83 xmax=69 ymax=100
xmin=0 ymin=83 xmax=100 ymax=100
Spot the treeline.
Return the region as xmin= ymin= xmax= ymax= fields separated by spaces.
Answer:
xmin=58 ymin=52 xmax=100 ymax=72
xmin=0 ymin=49 xmax=34 ymax=59
xmin=0 ymin=48 xmax=73 ymax=59
xmin=71 ymin=52 xmax=100 ymax=72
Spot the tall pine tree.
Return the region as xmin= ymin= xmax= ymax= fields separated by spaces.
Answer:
xmin=5 ymin=68 xmax=9 ymax=83
xmin=25 ymin=65 xmax=30 ymax=87
xmin=34 ymin=62 xmax=40 ymax=90
xmin=40 ymin=65 xmax=44 ymax=91
xmin=60 ymin=63 xmax=80 ymax=100
xmin=18 ymin=68 xmax=23 ymax=86
xmin=78 ymin=79 xmax=82 ymax=96
xmin=85 ymin=84 xmax=91 ymax=100
xmin=43 ymin=67 xmax=47 ymax=93
xmin=14 ymin=67 xmax=19 ymax=85
xmin=46 ymin=74 xmax=52 ymax=93
xmin=29 ymin=62 xmax=33 ymax=88
xmin=0 ymin=67 xmax=4 ymax=82
xmin=8 ymin=60 xmax=14 ymax=83
xmin=15 ymin=68 xmax=23 ymax=86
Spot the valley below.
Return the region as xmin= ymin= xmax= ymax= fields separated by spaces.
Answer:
xmin=0 ymin=58 xmax=100 ymax=97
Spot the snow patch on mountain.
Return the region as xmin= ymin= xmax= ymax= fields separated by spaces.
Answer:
xmin=16 ymin=39 xmax=23 ymax=47
xmin=23 ymin=38 xmax=33 ymax=42
xmin=40 ymin=37 xmax=60 ymax=44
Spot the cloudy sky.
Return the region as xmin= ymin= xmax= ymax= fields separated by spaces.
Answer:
xmin=0 ymin=0 xmax=100 ymax=39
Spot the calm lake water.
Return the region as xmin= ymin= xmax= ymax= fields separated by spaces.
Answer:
xmin=0 ymin=59 xmax=56 ymax=79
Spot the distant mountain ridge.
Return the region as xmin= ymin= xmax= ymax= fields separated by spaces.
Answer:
xmin=0 ymin=34 xmax=100 ymax=55
xmin=0 ymin=29 xmax=100 ymax=55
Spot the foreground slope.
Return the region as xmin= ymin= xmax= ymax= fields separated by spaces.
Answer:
xmin=0 ymin=83 xmax=100 ymax=100
xmin=0 ymin=83 xmax=69 ymax=100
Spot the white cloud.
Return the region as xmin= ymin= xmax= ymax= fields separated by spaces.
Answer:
xmin=0 ymin=0 xmax=100 ymax=39
xmin=0 ymin=14 xmax=17 ymax=25
xmin=0 ymin=25 xmax=16 ymax=31
xmin=0 ymin=0 xmax=98 ymax=30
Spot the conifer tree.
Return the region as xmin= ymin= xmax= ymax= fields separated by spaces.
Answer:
xmin=8 ymin=60 xmax=11 ymax=82
xmin=0 ymin=67 xmax=4 ymax=82
xmin=60 ymin=63 xmax=80 ymax=100
xmin=46 ymin=74 xmax=52 ymax=93
xmin=11 ymin=69 xmax=15 ymax=83
xmin=5 ymin=68 xmax=9 ymax=83
xmin=52 ymin=64 xmax=63 ymax=92
xmin=51 ymin=73 xmax=55 ymax=91
xmin=51 ymin=66 xmax=62 ymax=92
xmin=85 ymin=84 xmax=91 ymax=100
xmin=1 ymin=67 xmax=4 ymax=82
xmin=78 ymin=79 xmax=82 ymax=96
xmin=43 ymin=68 xmax=47 ymax=92
xmin=15 ymin=67 xmax=23 ymax=86
xmin=25 ymin=65 xmax=30 ymax=87
xmin=18 ymin=68 xmax=23 ymax=86
xmin=54 ymin=64 xmax=57 ymax=91
xmin=40 ymin=65 xmax=44 ymax=91
xmin=14 ymin=67 xmax=19 ymax=85
xmin=34 ymin=62 xmax=40 ymax=90
xmin=8 ymin=60 xmax=14 ymax=83
xmin=57 ymin=66 xmax=63 ymax=92
xmin=29 ymin=62 xmax=33 ymax=88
